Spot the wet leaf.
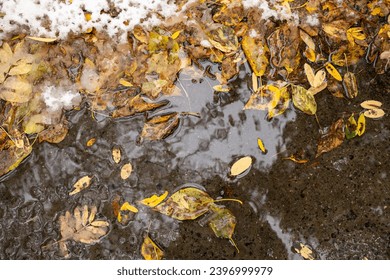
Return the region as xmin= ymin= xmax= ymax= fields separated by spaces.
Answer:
xmin=347 ymin=27 xmax=366 ymax=46
xmin=252 ymin=72 xmax=258 ymax=92
xmin=230 ymin=156 xmax=252 ymax=177
xmin=8 ymin=60 xmax=33 ymax=76
xmin=208 ymin=205 xmax=238 ymax=252
xmin=213 ymin=84 xmax=230 ymax=92
xmin=59 ymin=205 xmax=109 ymax=245
xmin=293 ymin=242 xmax=315 ymax=260
xmin=360 ymin=100 xmax=382 ymax=110
xmin=325 ymin=62 xmax=342 ymax=81
xmin=69 ymin=175 xmax=93 ymax=196
xmin=23 ymin=114 xmax=45 ymax=134
xmin=139 ymin=191 xmax=168 ymax=207
xmin=0 ymin=76 xmax=33 ymax=103
xmin=300 ymin=30 xmax=315 ymax=50
xmin=118 ymin=78 xmax=133 ymax=87
xmin=316 ymin=119 xmax=344 ymax=157
xmin=257 ymin=138 xmax=267 ymax=154
xmin=305 ymin=63 xmax=326 ymax=88
xmin=26 ymin=36 xmax=57 ymax=43
xmin=117 ymin=202 xmax=138 ymax=223
xmin=242 ymin=35 xmax=269 ymax=76
xmin=141 ymin=235 xmax=164 ymax=260
xmin=283 ymin=155 xmax=309 ymax=164
xmin=291 ymin=85 xmax=317 ymax=115
xmin=38 ymin=121 xmax=69 ymax=144
xmin=112 ymin=147 xmax=121 ymax=164
xmin=154 ymin=187 xmax=214 ymax=220
xmin=357 ymin=113 xmax=366 ymax=136
xmin=364 ymin=108 xmax=385 ymax=119
xmin=343 ymin=72 xmax=358 ymax=98
xmin=207 ymin=25 xmax=239 ymax=53
xmin=139 ymin=112 xmax=180 ymax=142
xmin=120 ymin=163 xmax=133 ymax=180
xmin=86 ymin=138 xmax=96 ymax=147
xmin=322 ymin=22 xmax=347 ymax=40
xmin=345 ymin=114 xmax=358 ymax=140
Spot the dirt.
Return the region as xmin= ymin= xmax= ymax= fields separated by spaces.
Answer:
xmin=0 ymin=60 xmax=389 ymax=260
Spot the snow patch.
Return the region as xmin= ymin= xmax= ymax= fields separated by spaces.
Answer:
xmin=200 ymin=40 xmax=212 ymax=48
xmin=42 ymin=86 xmax=81 ymax=112
xmin=306 ymin=15 xmax=320 ymax=26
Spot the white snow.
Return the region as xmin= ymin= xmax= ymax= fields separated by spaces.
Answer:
xmin=42 ymin=86 xmax=81 ymax=112
xmin=200 ymin=39 xmax=212 ymax=48
xmin=306 ymin=14 xmax=320 ymax=26
xmin=0 ymin=0 xmax=195 ymax=42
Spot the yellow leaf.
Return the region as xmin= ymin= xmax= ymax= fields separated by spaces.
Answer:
xmin=171 ymin=30 xmax=182 ymax=40
xmin=139 ymin=191 xmax=168 ymax=207
xmin=112 ymin=147 xmax=121 ymax=164
xmin=24 ymin=114 xmax=45 ymax=134
xmin=230 ymin=156 xmax=252 ymax=177
xmin=325 ymin=62 xmax=342 ymax=81
xmin=84 ymin=12 xmax=92 ymax=22
xmin=283 ymin=155 xmax=309 ymax=164
xmin=86 ymin=138 xmax=96 ymax=147
xmin=360 ymin=100 xmax=382 ymax=110
xmin=252 ymin=72 xmax=258 ymax=92
xmin=26 ymin=36 xmax=57 ymax=43
xmin=293 ymin=242 xmax=315 ymax=260
xmin=357 ymin=113 xmax=366 ymax=136
xmin=242 ymin=35 xmax=269 ymax=76
xmin=141 ymin=235 xmax=164 ymax=260
xmin=0 ymin=76 xmax=33 ymax=103
xmin=119 ymin=78 xmax=133 ymax=87
xmin=257 ymin=138 xmax=267 ymax=154
xmin=304 ymin=47 xmax=316 ymax=62
xmin=120 ymin=202 xmax=138 ymax=213
xmin=213 ymin=84 xmax=230 ymax=92
xmin=363 ymin=108 xmax=385 ymax=119
xmin=8 ymin=61 xmax=33 ymax=75
xmin=347 ymin=27 xmax=366 ymax=42
xmin=120 ymin=163 xmax=133 ymax=179
xmin=69 ymin=176 xmax=93 ymax=196
xmin=291 ymin=85 xmax=317 ymax=115
xmin=304 ymin=63 xmax=316 ymax=87
xmin=299 ymin=30 xmax=315 ymax=50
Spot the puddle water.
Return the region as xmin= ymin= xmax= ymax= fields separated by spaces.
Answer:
xmin=0 ymin=58 xmax=389 ymax=260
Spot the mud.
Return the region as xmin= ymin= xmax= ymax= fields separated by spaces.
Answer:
xmin=0 ymin=61 xmax=389 ymax=260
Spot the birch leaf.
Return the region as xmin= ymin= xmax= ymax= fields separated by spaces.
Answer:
xmin=291 ymin=85 xmax=317 ymax=115
xmin=58 ymin=205 xmax=109 ymax=245
xmin=364 ymin=109 xmax=385 ymax=119
xmin=153 ymin=187 xmax=214 ymax=220
xmin=141 ymin=235 xmax=164 ymax=260
xmin=325 ymin=62 xmax=342 ymax=81
xmin=357 ymin=113 xmax=366 ymax=136
xmin=360 ymin=100 xmax=382 ymax=110
xmin=69 ymin=176 xmax=92 ymax=196
xmin=139 ymin=191 xmax=169 ymax=207
xmin=242 ymin=35 xmax=269 ymax=76
xmin=26 ymin=36 xmax=57 ymax=43
xmin=0 ymin=76 xmax=33 ymax=103
xmin=230 ymin=156 xmax=252 ymax=177
xmin=112 ymin=147 xmax=121 ymax=164
xmin=120 ymin=163 xmax=133 ymax=180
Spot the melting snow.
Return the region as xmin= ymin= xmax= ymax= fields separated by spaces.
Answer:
xmin=42 ymin=86 xmax=81 ymax=112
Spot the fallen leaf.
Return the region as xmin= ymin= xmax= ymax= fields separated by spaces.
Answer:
xmin=119 ymin=78 xmax=133 ymax=87
xmin=230 ymin=156 xmax=252 ymax=177
xmin=141 ymin=235 xmax=164 ymax=260
xmin=112 ymin=147 xmax=121 ymax=164
xmin=283 ymin=155 xmax=309 ymax=164
xmin=26 ymin=36 xmax=57 ymax=43
xmin=242 ymin=35 xmax=269 ymax=76
xmin=38 ymin=121 xmax=69 ymax=144
xmin=345 ymin=114 xmax=358 ymax=140
xmin=316 ymin=119 xmax=344 ymax=157
xmin=120 ymin=163 xmax=133 ymax=180
xmin=69 ymin=176 xmax=93 ymax=196
xmin=213 ymin=84 xmax=230 ymax=92
xmin=343 ymin=72 xmax=358 ymax=98
xmin=139 ymin=112 xmax=180 ymax=142
xmin=364 ymin=109 xmax=385 ymax=119
xmin=86 ymin=138 xmax=96 ymax=147
xmin=252 ymin=72 xmax=258 ymax=92
xmin=154 ymin=187 xmax=214 ymax=220
xmin=325 ymin=62 xmax=342 ymax=81
xmin=0 ymin=76 xmax=33 ymax=103
xmin=356 ymin=113 xmax=366 ymax=136
xmin=59 ymin=205 xmax=109 ymax=245
xmin=347 ymin=27 xmax=366 ymax=46
xmin=360 ymin=100 xmax=382 ymax=110
xmin=300 ymin=30 xmax=316 ymax=50
xmin=291 ymin=85 xmax=317 ymax=115
xmin=208 ymin=205 xmax=239 ymax=252
xmin=117 ymin=202 xmax=138 ymax=223
xmin=139 ymin=191 xmax=169 ymax=207
xmin=257 ymin=138 xmax=267 ymax=154
xmin=292 ymin=242 xmax=315 ymax=260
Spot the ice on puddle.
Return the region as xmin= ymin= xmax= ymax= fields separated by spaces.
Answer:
xmin=42 ymin=86 xmax=81 ymax=112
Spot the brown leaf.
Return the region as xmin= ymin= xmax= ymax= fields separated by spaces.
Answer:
xmin=316 ymin=119 xmax=344 ymax=157
xmin=139 ymin=112 xmax=180 ymax=142
xmin=141 ymin=235 xmax=164 ymax=260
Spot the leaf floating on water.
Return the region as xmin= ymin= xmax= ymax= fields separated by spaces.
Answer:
xmin=26 ymin=36 xmax=57 ymax=43
xmin=230 ymin=156 xmax=252 ymax=177
xmin=257 ymin=138 xmax=267 ymax=154
xmin=292 ymin=242 xmax=315 ymax=260
xmin=139 ymin=191 xmax=168 ymax=207
xmin=117 ymin=202 xmax=138 ymax=223
xmin=242 ymin=35 xmax=269 ymax=77
xmin=325 ymin=62 xmax=342 ymax=81
xmin=316 ymin=119 xmax=345 ymax=157
xmin=213 ymin=84 xmax=230 ymax=92
xmin=154 ymin=187 xmax=214 ymax=220
xmin=139 ymin=112 xmax=180 ymax=142
xmin=291 ymin=85 xmax=317 ymax=115
xmin=112 ymin=147 xmax=121 ymax=164
xmin=69 ymin=176 xmax=92 ymax=196
xmin=59 ymin=205 xmax=109 ymax=245
xmin=86 ymin=138 xmax=96 ymax=147
xmin=120 ymin=163 xmax=133 ymax=180
xmin=356 ymin=113 xmax=366 ymax=136
xmin=208 ymin=205 xmax=239 ymax=252
xmin=141 ymin=235 xmax=164 ymax=260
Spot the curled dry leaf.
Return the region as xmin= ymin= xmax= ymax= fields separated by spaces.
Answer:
xmin=69 ymin=175 xmax=92 ymax=196
xmin=153 ymin=187 xmax=214 ymax=220
xmin=120 ymin=163 xmax=133 ymax=180
xmin=141 ymin=235 xmax=164 ymax=260
xmin=208 ymin=205 xmax=239 ymax=252
xmin=343 ymin=72 xmax=358 ymax=98
xmin=316 ymin=118 xmax=344 ymax=157
xmin=230 ymin=156 xmax=252 ymax=177
xmin=59 ymin=205 xmax=109 ymax=245
xmin=292 ymin=242 xmax=316 ymax=260
xmin=139 ymin=191 xmax=168 ymax=207
xmin=112 ymin=147 xmax=121 ymax=164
